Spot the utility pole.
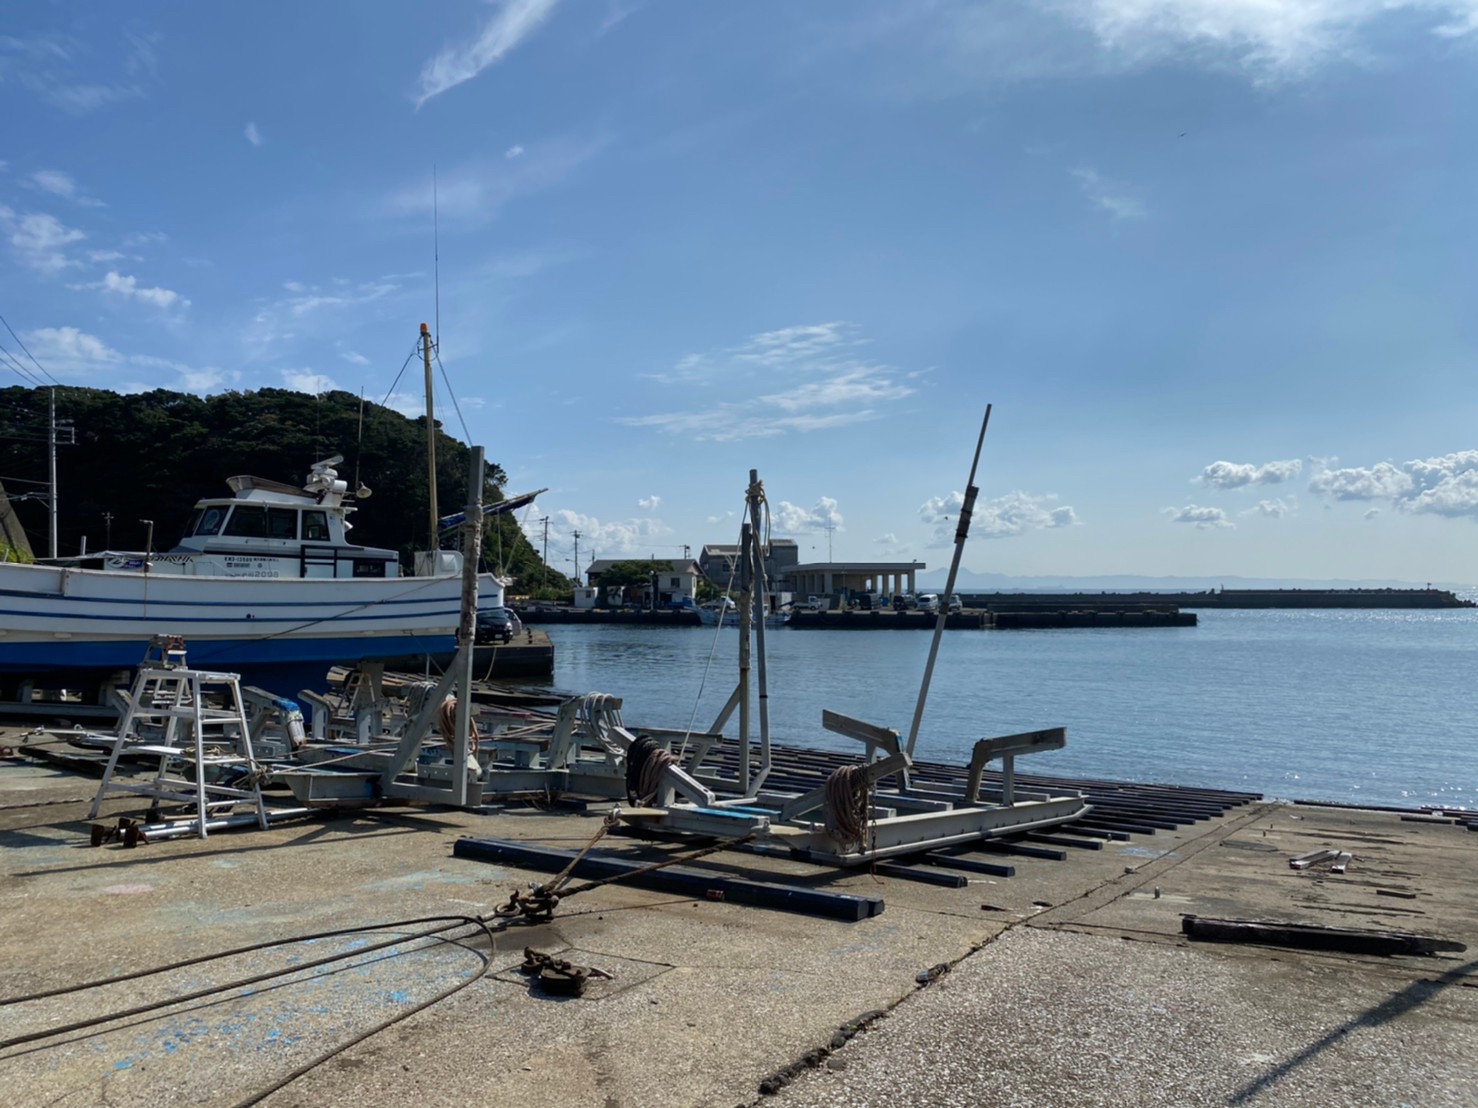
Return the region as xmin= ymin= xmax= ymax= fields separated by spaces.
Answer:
xmin=572 ymin=530 xmax=582 ymax=586
xmin=46 ymin=389 xmax=74 ymax=558
xmin=539 ymin=516 xmax=550 ymax=581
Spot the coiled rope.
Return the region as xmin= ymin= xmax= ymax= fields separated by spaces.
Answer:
xmin=625 ymin=733 xmax=676 ymax=804
xmin=437 ymin=694 xmax=479 ymax=755
xmin=823 ymin=764 xmax=872 ymax=851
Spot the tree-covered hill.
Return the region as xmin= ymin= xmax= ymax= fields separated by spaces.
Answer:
xmin=0 ymin=385 xmax=558 ymax=585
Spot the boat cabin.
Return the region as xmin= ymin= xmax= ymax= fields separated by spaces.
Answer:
xmin=156 ymin=457 xmax=409 ymax=580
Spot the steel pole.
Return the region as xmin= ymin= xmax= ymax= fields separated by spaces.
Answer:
xmin=905 ymin=405 xmax=992 ymax=762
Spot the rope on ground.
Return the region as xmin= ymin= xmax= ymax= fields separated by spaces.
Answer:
xmin=823 ymin=764 xmax=872 ymax=852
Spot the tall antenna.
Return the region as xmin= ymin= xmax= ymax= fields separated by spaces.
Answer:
xmin=433 ymin=165 xmax=441 ymax=345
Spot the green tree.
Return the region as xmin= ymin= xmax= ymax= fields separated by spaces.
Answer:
xmin=0 ymin=385 xmax=560 ymax=583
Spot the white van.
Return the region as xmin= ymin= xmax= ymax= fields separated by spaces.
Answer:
xmin=915 ymin=593 xmax=940 ymax=613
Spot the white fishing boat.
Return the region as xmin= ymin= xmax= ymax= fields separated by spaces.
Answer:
xmin=0 ymin=454 xmax=543 ymax=679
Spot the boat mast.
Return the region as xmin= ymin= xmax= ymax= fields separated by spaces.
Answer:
xmin=420 ymin=323 xmax=438 ymax=551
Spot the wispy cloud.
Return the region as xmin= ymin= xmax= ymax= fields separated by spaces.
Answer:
xmin=248 ymin=276 xmax=404 ymax=345
xmin=637 ymin=495 xmax=661 ymax=511
xmin=1197 ymin=458 xmax=1303 ymax=489
xmin=29 ymin=169 xmax=105 ymax=207
xmin=505 ymin=144 xmax=525 ymax=159
xmin=1308 ymin=451 xmax=1478 ymax=520
xmin=921 ymin=489 xmax=1077 ymax=544
xmin=1057 ymin=0 xmax=1478 ymax=79
xmin=21 ymin=327 xmax=233 ymax=393
xmin=1165 ymin=504 xmax=1234 ymax=529
xmin=415 ymin=0 xmax=561 ymax=107
xmin=626 ymin=322 xmax=915 ymax=442
xmin=0 ymin=31 xmax=160 ymax=114
xmin=1 ymin=208 xmax=86 ymax=274
xmin=245 ymin=121 xmax=263 ymax=146
xmin=73 ymin=270 xmax=189 ymax=309
xmin=1072 ymin=167 xmax=1145 ymax=221
xmin=379 ymin=137 xmax=605 ymax=224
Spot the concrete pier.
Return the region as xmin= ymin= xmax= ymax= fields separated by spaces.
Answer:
xmin=2 ymin=743 xmax=1474 ymax=1107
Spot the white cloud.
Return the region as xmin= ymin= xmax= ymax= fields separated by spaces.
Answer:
xmin=30 ymin=169 xmax=105 ymax=207
xmin=79 ymin=270 xmax=190 ymax=309
xmin=1364 ymin=507 xmax=1381 ymax=520
xmin=1198 ymin=458 xmax=1303 ymax=489
xmin=416 ymin=0 xmax=561 ymax=107
xmin=19 ymin=326 xmax=120 ymax=373
xmin=1308 ymin=460 xmax=1415 ymax=501
xmin=1165 ymin=504 xmax=1234 ymax=529
xmin=281 ymin=369 xmax=337 ymax=394
xmin=245 ymin=121 xmax=263 ymax=146
xmin=637 ymin=495 xmax=661 ymax=511
xmin=1306 ymin=450 xmax=1478 ymax=520
xmin=339 ymin=350 xmax=371 ymax=366
xmin=1244 ymin=497 xmax=1293 ymax=519
xmin=122 ymin=231 xmax=167 ymax=248
xmin=772 ymin=497 xmax=844 ymax=536
xmin=129 ymin=353 xmax=238 ymax=394
xmin=3 ymin=210 xmax=85 ymax=274
xmin=87 ymin=249 xmax=124 ymax=263
xmin=1072 ymin=167 xmax=1145 ymax=221
xmin=1057 ymin=0 xmax=1478 ymax=79
xmin=505 ymin=144 xmax=525 ymax=159
xmin=540 ymin=507 xmax=671 ymax=560
xmin=626 ymin=322 xmax=916 ymax=442
xmin=921 ymin=489 xmax=1078 ymax=543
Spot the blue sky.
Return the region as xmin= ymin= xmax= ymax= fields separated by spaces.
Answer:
xmin=2 ymin=1 xmax=1475 ymax=584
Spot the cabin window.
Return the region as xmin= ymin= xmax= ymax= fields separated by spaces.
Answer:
xmin=196 ymin=506 xmax=227 ymax=537
xmin=267 ymin=508 xmax=298 ymax=540
xmin=223 ymin=506 xmax=268 ymax=538
xmin=303 ymin=510 xmax=329 ymax=541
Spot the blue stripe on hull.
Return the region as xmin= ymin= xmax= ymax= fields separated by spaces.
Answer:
xmin=0 ymin=633 xmax=458 ymax=673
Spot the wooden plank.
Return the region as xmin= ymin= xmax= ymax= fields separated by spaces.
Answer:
xmin=1181 ymin=915 xmax=1466 ymax=956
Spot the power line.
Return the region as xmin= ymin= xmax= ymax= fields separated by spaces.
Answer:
xmin=0 ymin=311 xmax=61 ymax=386
xmin=0 ymin=342 xmax=45 ymax=388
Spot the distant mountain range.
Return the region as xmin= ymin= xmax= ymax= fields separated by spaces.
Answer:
xmin=913 ymin=570 xmax=1474 ymax=593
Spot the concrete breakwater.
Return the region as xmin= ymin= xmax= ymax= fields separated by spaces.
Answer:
xmin=787 ymin=609 xmax=1196 ymax=629
xmin=958 ymin=587 xmax=1473 ymax=610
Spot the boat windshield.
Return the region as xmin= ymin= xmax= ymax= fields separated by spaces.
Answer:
xmin=223 ymin=506 xmax=300 ymax=539
xmin=194 ymin=506 xmax=227 ymax=537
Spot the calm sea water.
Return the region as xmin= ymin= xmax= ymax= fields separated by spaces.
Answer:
xmin=535 ymin=609 xmax=1478 ymax=811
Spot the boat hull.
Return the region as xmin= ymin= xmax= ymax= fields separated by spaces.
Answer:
xmin=0 ymin=560 xmax=463 ymax=674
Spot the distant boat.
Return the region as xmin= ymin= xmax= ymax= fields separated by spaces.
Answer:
xmin=696 ymin=605 xmax=787 ymax=628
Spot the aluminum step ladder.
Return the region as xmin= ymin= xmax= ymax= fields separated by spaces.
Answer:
xmin=88 ymin=651 xmax=269 ymax=840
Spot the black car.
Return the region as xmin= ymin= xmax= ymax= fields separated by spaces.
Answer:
xmin=475 ymin=606 xmax=523 ymax=644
